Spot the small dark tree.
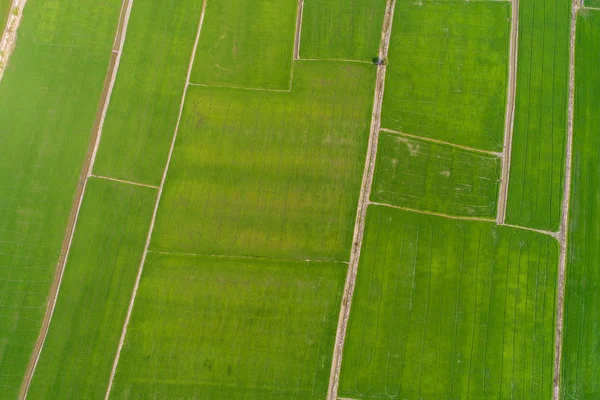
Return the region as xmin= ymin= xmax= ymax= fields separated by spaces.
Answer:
xmin=372 ymin=57 xmax=387 ymax=66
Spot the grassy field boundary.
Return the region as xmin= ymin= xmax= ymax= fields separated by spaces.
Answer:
xmin=496 ymin=0 xmax=519 ymax=224
xmin=90 ymin=174 xmax=160 ymax=189
xmin=17 ymin=0 xmax=135 ymax=397
xmin=0 ymin=0 xmax=25 ymax=82
xmin=104 ymin=2 xmax=208 ymax=398
xmin=553 ymin=0 xmax=579 ymax=398
xmin=327 ymin=1 xmax=396 ymax=398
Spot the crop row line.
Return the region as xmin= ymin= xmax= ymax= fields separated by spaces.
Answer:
xmin=17 ymin=0 xmax=136 ymax=396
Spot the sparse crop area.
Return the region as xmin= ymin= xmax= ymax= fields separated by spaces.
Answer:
xmin=339 ymin=205 xmax=558 ymax=400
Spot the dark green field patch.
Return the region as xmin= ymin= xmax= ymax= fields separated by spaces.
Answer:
xmin=190 ymin=0 xmax=297 ymax=89
xmin=111 ymin=254 xmax=346 ymax=399
xmin=339 ymin=205 xmax=558 ymax=400
xmin=93 ymin=0 xmax=205 ymax=185
xmin=300 ymin=0 xmax=387 ymax=61
xmin=560 ymin=10 xmax=600 ymax=399
xmin=505 ymin=0 xmax=571 ymax=231
xmin=381 ymin=1 xmax=510 ymax=151
xmin=372 ymin=132 xmax=500 ymax=217
xmin=27 ymin=179 xmax=155 ymax=399
xmin=151 ymin=61 xmax=376 ymax=261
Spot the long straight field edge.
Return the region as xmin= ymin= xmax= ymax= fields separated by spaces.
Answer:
xmin=0 ymin=0 xmax=596 ymax=398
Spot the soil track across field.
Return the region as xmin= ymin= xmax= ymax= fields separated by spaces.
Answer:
xmin=18 ymin=0 xmax=135 ymax=397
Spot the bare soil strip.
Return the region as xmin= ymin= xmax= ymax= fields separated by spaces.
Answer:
xmin=496 ymin=0 xmax=520 ymax=224
xmin=370 ymin=201 xmax=497 ymax=223
xmin=18 ymin=1 xmax=134 ymax=397
xmin=553 ymin=1 xmax=579 ymax=398
xmin=0 ymin=0 xmax=26 ymax=82
xmin=293 ymin=0 xmax=303 ymax=60
xmin=104 ymin=2 xmax=208 ymax=398
xmin=502 ymin=223 xmax=559 ymax=239
xmin=326 ymin=1 xmax=396 ymax=399
xmin=148 ymin=250 xmax=349 ymax=264
xmin=380 ymin=128 xmax=503 ymax=157
xmin=90 ymin=175 xmax=159 ymax=189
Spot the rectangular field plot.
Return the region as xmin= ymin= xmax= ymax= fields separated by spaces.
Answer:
xmin=339 ymin=205 xmax=558 ymax=400
xmin=505 ymin=0 xmax=571 ymax=231
xmin=110 ymin=254 xmax=346 ymax=399
xmin=190 ymin=0 xmax=297 ymax=90
xmin=371 ymin=131 xmax=501 ymax=217
xmin=27 ymin=178 xmax=154 ymax=399
xmin=381 ymin=1 xmax=510 ymax=151
xmin=0 ymin=0 xmax=121 ymax=394
xmin=299 ymin=0 xmax=387 ymax=61
xmin=560 ymin=11 xmax=600 ymax=399
xmin=93 ymin=0 xmax=205 ymax=186
xmin=151 ymin=61 xmax=376 ymax=261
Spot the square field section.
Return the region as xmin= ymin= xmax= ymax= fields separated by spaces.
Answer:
xmin=110 ymin=254 xmax=346 ymax=399
xmin=372 ymin=132 xmax=501 ymax=217
xmin=151 ymin=62 xmax=376 ymax=261
xmin=381 ymin=1 xmax=510 ymax=151
xmin=339 ymin=205 xmax=558 ymax=400
xmin=190 ymin=0 xmax=297 ymax=89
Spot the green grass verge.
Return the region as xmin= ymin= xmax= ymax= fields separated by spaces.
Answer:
xmin=27 ymin=178 xmax=155 ymax=399
xmin=111 ymin=254 xmax=346 ymax=399
xmin=505 ymin=0 xmax=571 ymax=231
xmin=190 ymin=0 xmax=296 ymax=89
xmin=0 ymin=0 xmax=120 ymax=395
xmin=300 ymin=0 xmax=386 ymax=61
xmin=560 ymin=10 xmax=600 ymax=399
xmin=371 ymin=132 xmax=501 ymax=217
xmin=339 ymin=205 xmax=558 ymax=400
xmin=151 ymin=61 xmax=376 ymax=261
xmin=93 ymin=0 xmax=204 ymax=185
xmin=381 ymin=1 xmax=510 ymax=151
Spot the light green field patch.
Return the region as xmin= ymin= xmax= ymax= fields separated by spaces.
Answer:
xmin=93 ymin=0 xmax=204 ymax=185
xmin=0 ymin=0 xmax=121 ymax=394
xmin=27 ymin=178 xmax=154 ymax=399
xmin=381 ymin=1 xmax=510 ymax=151
xmin=372 ymin=132 xmax=500 ymax=217
xmin=151 ymin=61 xmax=376 ymax=261
xmin=111 ymin=254 xmax=346 ymax=399
xmin=300 ymin=0 xmax=387 ymax=61
xmin=339 ymin=205 xmax=558 ymax=400
xmin=190 ymin=0 xmax=297 ymax=89
xmin=506 ymin=0 xmax=570 ymax=231
xmin=560 ymin=10 xmax=600 ymax=399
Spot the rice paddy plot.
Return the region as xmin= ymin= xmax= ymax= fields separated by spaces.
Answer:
xmin=1 ymin=0 xmax=11 ymax=31
xmin=110 ymin=254 xmax=346 ymax=399
xmin=371 ymin=131 xmax=501 ymax=218
xmin=27 ymin=178 xmax=155 ymax=399
xmin=586 ymin=0 xmax=600 ymax=7
xmin=339 ymin=205 xmax=558 ymax=400
xmin=560 ymin=10 xmax=600 ymax=399
xmin=505 ymin=0 xmax=571 ymax=231
xmin=93 ymin=0 xmax=205 ymax=186
xmin=381 ymin=1 xmax=510 ymax=151
xmin=299 ymin=0 xmax=387 ymax=61
xmin=0 ymin=0 xmax=121 ymax=395
xmin=151 ymin=61 xmax=376 ymax=261
xmin=190 ymin=0 xmax=297 ymax=90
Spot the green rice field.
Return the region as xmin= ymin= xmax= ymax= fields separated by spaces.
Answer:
xmin=381 ymin=1 xmax=510 ymax=151
xmin=339 ymin=205 xmax=558 ymax=400
xmin=371 ymin=131 xmax=501 ymax=217
xmin=300 ymin=0 xmax=386 ymax=61
xmin=190 ymin=0 xmax=297 ymax=90
xmin=560 ymin=10 xmax=600 ymax=399
xmin=27 ymin=179 xmax=155 ymax=399
xmin=505 ymin=0 xmax=571 ymax=231
xmin=151 ymin=61 xmax=376 ymax=261
xmin=110 ymin=254 xmax=346 ymax=399
xmin=0 ymin=0 xmax=11 ymax=31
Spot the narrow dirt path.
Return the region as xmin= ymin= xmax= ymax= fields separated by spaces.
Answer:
xmin=104 ymin=2 xmax=208 ymax=398
xmin=18 ymin=0 xmax=135 ymax=397
xmin=552 ymin=1 xmax=579 ymax=398
xmin=496 ymin=0 xmax=520 ymax=224
xmin=326 ymin=1 xmax=396 ymax=399
xmin=0 ymin=0 xmax=26 ymax=82
xmin=293 ymin=0 xmax=303 ymax=60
